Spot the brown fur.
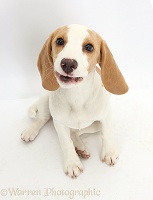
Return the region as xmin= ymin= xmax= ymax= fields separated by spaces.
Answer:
xmin=99 ymin=39 xmax=128 ymax=94
xmin=84 ymin=29 xmax=128 ymax=94
xmin=37 ymin=26 xmax=68 ymax=91
xmin=38 ymin=25 xmax=128 ymax=94
xmin=83 ymin=30 xmax=101 ymax=73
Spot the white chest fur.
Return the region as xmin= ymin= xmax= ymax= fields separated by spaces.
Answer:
xmin=49 ymin=69 xmax=111 ymax=129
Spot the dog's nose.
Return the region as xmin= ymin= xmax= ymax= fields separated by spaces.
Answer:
xmin=60 ymin=58 xmax=78 ymax=74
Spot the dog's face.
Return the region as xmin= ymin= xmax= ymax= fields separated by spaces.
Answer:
xmin=38 ymin=24 xmax=128 ymax=94
xmin=51 ymin=24 xmax=101 ymax=88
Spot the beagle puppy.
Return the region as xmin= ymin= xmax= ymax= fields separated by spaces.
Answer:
xmin=21 ymin=24 xmax=128 ymax=178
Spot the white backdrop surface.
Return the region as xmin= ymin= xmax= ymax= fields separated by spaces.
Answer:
xmin=0 ymin=0 xmax=153 ymax=99
xmin=0 ymin=1 xmax=153 ymax=200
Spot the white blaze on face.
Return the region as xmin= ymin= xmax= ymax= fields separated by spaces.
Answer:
xmin=54 ymin=24 xmax=89 ymax=77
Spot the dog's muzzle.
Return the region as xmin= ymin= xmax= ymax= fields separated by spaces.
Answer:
xmin=55 ymin=58 xmax=83 ymax=86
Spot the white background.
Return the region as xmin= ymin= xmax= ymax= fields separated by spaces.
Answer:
xmin=0 ymin=1 xmax=153 ymax=200
xmin=0 ymin=0 xmax=153 ymax=99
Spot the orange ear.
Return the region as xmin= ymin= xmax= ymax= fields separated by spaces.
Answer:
xmin=99 ymin=40 xmax=128 ymax=95
xmin=37 ymin=35 xmax=59 ymax=91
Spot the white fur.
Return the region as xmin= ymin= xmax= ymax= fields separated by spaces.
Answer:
xmin=54 ymin=25 xmax=89 ymax=82
xmin=21 ymin=24 xmax=118 ymax=178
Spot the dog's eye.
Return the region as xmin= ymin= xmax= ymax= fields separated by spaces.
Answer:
xmin=84 ymin=44 xmax=94 ymax=52
xmin=56 ymin=38 xmax=64 ymax=46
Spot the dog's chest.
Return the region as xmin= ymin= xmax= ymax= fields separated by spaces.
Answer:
xmin=49 ymin=73 xmax=110 ymax=129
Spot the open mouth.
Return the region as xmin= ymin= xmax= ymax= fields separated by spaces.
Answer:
xmin=55 ymin=71 xmax=83 ymax=84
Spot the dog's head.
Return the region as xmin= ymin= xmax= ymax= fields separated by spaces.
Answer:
xmin=38 ymin=24 xmax=128 ymax=94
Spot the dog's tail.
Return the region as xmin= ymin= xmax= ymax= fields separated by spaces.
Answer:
xmin=28 ymin=103 xmax=38 ymax=119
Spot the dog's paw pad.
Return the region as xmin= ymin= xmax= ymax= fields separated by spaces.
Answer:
xmin=101 ymin=146 xmax=118 ymax=166
xmin=64 ymin=160 xmax=84 ymax=178
xmin=75 ymin=148 xmax=90 ymax=159
xmin=21 ymin=129 xmax=38 ymax=142
xmin=102 ymin=154 xmax=118 ymax=166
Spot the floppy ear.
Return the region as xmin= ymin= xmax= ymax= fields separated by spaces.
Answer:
xmin=99 ymin=40 xmax=128 ymax=95
xmin=37 ymin=34 xmax=59 ymax=91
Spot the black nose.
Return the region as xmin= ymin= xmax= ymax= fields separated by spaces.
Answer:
xmin=60 ymin=58 xmax=78 ymax=74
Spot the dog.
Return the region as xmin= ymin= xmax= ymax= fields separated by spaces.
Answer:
xmin=21 ymin=24 xmax=128 ymax=178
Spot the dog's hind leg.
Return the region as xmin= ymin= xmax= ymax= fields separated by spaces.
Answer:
xmin=71 ymin=122 xmax=102 ymax=159
xmin=21 ymin=93 xmax=51 ymax=142
xmin=71 ymin=132 xmax=90 ymax=159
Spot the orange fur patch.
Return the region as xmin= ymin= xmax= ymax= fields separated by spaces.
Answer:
xmin=37 ymin=26 xmax=68 ymax=91
xmin=51 ymin=26 xmax=68 ymax=62
xmin=83 ymin=29 xmax=101 ymax=73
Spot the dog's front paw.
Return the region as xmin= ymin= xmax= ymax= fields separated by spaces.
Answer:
xmin=101 ymin=144 xmax=118 ymax=166
xmin=21 ymin=128 xmax=39 ymax=142
xmin=64 ymin=159 xmax=84 ymax=178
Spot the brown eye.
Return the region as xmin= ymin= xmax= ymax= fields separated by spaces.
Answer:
xmin=84 ymin=44 xmax=94 ymax=52
xmin=56 ymin=38 xmax=64 ymax=46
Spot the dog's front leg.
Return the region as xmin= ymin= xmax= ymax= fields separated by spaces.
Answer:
xmin=53 ymin=120 xmax=84 ymax=178
xmin=101 ymin=109 xmax=119 ymax=166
